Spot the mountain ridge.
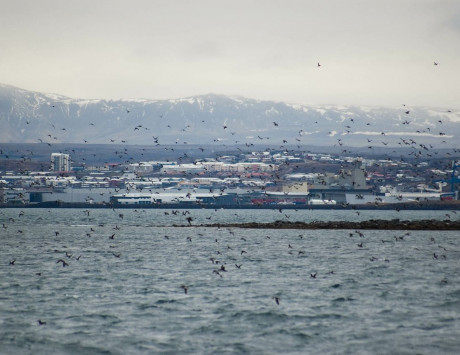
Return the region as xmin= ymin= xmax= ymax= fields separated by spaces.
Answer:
xmin=0 ymin=83 xmax=458 ymax=148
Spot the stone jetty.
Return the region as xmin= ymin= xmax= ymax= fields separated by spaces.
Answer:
xmin=198 ymin=219 xmax=460 ymax=230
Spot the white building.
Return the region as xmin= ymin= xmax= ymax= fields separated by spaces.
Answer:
xmin=161 ymin=161 xmax=277 ymax=174
xmin=51 ymin=153 xmax=70 ymax=172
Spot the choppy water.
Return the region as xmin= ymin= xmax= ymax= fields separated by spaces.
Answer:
xmin=1 ymin=208 xmax=459 ymax=354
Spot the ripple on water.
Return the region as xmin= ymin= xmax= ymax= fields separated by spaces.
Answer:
xmin=1 ymin=208 xmax=460 ymax=354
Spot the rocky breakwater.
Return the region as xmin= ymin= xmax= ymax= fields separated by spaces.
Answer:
xmin=201 ymin=219 xmax=460 ymax=230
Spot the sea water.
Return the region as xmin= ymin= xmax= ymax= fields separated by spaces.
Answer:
xmin=1 ymin=208 xmax=459 ymax=354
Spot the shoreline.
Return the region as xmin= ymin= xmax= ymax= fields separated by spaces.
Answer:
xmin=1 ymin=200 xmax=460 ymax=210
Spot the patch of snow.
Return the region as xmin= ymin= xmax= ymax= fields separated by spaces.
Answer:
xmin=118 ymin=98 xmax=152 ymax=103
xmin=228 ymin=96 xmax=247 ymax=105
xmin=427 ymin=109 xmax=460 ymax=122
xmin=285 ymin=103 xmax=310 ymax=113
xmin=358 ymin=106 xmax=370 ymax=113
xmin=73 ymin=99 xmax=103 ymax=107
xmin=323 ymin=105 xmax=348 ymax=111
xmin=300 ymin=130 xmax=320 ymax=136
xmin=168 ymin=97 xmax=196 ymax=105
xmin=351 ymin=131 xmax=454 ymax=138
xmin=265 ymin=107 xmax=279 ymax=116
xmin=196 ymin=98 xmax=205 ymax=110
xmin=43 ymin=92 xmax=71 ymax=101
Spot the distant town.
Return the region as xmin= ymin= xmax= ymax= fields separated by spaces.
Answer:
xmin=1 ymin=84 xmax=459 ymax=209
xmin=1 ymin=145 xmax=459 ymax=208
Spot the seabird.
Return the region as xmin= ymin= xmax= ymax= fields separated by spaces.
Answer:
xmin=57 ymin=259 xmax=69 ymax=267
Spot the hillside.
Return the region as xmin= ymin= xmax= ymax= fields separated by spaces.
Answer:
xmin=0 ymin=83 xmax=458 ymax=149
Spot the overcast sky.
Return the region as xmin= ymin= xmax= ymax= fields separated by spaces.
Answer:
xmin=1 ymin=0 xmax=459 ymax=107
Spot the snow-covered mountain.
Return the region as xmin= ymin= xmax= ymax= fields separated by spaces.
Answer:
xmin=0 ymin=83 xmax=458 ymax=148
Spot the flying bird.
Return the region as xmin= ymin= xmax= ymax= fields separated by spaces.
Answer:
xmin=57 ymin=259 xmax=69 ymax=267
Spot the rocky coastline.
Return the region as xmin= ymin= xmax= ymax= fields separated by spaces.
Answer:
xmin=198 ymin=219 xmax=460 ymax=230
